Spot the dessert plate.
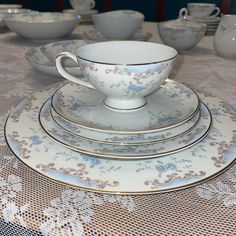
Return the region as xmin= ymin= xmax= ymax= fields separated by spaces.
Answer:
xmin=51 ymin=80 xmax=200 ymax=134
xmin=5 ymin=83 xmax=236 ymax=194
xmin=84 ymin=28 xmax=152 ymax=41
xmin=40 ymin=99 xmax=211 ymax=159
xmin=51 ymin=107 xmax=201 ymax=145
xmin=25 ymin=40 xmax=92 ymax=77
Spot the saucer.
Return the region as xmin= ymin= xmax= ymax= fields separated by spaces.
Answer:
xmin=51 ymin=107 xmax=200 ymax=145
xmin=51 ymin=80 xmax=200 ymax=134
xmin=63 ymin=9 xmax=98 ymax=23
xmin=64 ymin=9 xmax=98 ymax=16
xmin=84 ymin=28 xmax=152 ymax=41
xmin=5 ymin=83 xmax=236 ymax=194
xmin=194 ymin=16 xmax=220 ymax=23
xmin=183 ymin=15 xmax=220 ymax=23
xmin=40 ymin=99 xmax=211 ymax=159
xmin=25 ymin=40 xmax=92 ymax=77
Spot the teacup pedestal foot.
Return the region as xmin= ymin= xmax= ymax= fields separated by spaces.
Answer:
xmin=103 ymin=97 xmax=147 ymax=112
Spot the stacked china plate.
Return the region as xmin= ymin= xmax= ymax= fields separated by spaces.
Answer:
xmin=5 ymin=41 xmax=236 ymax=195
xmin=194 ymin=16 xmax=220 ymax=35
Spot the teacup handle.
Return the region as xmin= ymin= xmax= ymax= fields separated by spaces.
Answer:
xmin=210 ymin=7 xmax=220 ymax=17
xmin=55 ymin=51 xmax=95 ymax=89
xmin=179 ymin=7 xmax=188 ymax=19
xmin=90 ymin=0 xmax=95 ymax=9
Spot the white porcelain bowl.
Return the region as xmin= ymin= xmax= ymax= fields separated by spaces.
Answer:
xmin=158 ymin=19 xmax=206 ymax=52
xmin=4 ymin=12 xmax=79 ymax=40
xmin=55 ymin=41 xmax=177 ymax=110
xmin=92 ymin=10 xmax=144 ymax=40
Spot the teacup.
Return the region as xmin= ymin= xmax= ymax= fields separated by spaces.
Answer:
xmin=180 ymin=3 xmax=220 ymax=19
xmin=55 ymin=41 xmax=177 ymax=111
xmin=69 ymin=0 xmax=95 ymax=12
xmin=92 ymin=10 xmax=144 ymax=40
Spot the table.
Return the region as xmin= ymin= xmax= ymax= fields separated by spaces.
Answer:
xmin=0 ymin=22 xmax=236 ymax=236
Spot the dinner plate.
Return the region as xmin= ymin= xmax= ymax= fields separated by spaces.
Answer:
xmin=84 ymin=28 xmax=152 ymax=41
xmin=51 ymin=80 xmax=200 ymax=134
xmin=51 ymin=106 xmax=201 ymax=145
xmin=40 ymin=99 xmax=211 ymax=159
xmin=5 ymin=83 xmax=236 ymax=194
xmin=25 ymin=39 xmax=92 ymax=77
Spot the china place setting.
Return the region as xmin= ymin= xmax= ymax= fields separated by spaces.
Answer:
xmin=4 ymin=39 xmax=236 ymax=195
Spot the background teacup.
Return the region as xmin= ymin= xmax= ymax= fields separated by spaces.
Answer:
xmin=55 ymin=41 xmax=177 ymax=111
xmin=92 ymin=10 xmax=144 ymax=40
xmin=187 ymin=3 xmax=220 ymax=19
xmin=69 ymin=0 xmax=95 ymax=12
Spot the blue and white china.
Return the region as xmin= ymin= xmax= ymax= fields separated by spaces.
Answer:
xmin=92 ymin=10 xmax=144 ymax=40
xmin=5 ymin=84 xmax=236 ymax=194
xmin=214 ymin=14 xmax=236 ymax=59
xmin=40 ymin=99 xmax=210 ymax=159
xmin=158 ymin=19 xmax=206 ymax=52
xmin=51 ymin=107 xmax=200 ymax=145
xmin=55 ymin=41 xmax=177 ymax=110
xmin=25 ymin=40 xmax=92 ymax=77
xmin=84 ymin=28 xmax=152 ymax=41
xmin=4 ymin=12 xmax=79 ymax=40
xmin=69 ymin=0 xmax=95 ymax=12
xmin=51 ymin=80 xmax=200 ymax=133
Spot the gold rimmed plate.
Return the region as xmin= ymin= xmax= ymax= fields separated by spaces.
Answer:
xmin=51 ymin=79 xmax=201 ymax=134
xmin=4 ymin=83 xmax=236 ymax=194
xmin=40 ymin=98 xmax=211 ymax=159
xmin=51 ymin=106 xmax=201 ymax=145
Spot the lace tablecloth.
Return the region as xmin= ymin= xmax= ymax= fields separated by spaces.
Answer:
xmin=0 ymin=22 xmax=236 ymax=236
